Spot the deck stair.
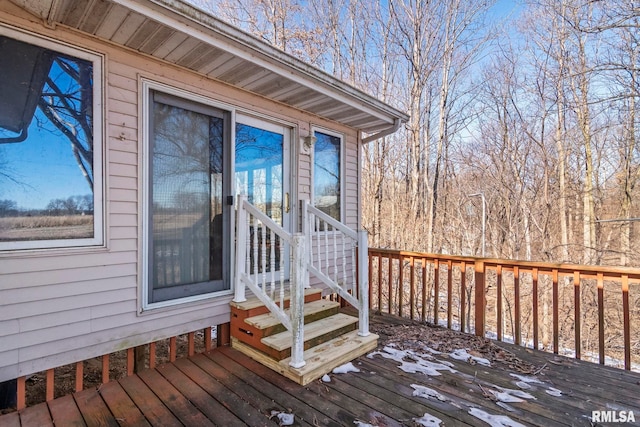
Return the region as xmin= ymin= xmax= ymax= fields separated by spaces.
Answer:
xmin=230 ymin=288 xmax=378 ymax=385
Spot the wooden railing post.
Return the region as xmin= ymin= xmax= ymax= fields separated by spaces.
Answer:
xmin=234 ymin=195 xmax=247 ymax=303
xmin=474 ymin=260 xmax=485 ymax=337
xmin=358 ymin=230 xmax=370 ymax=336
xmin=289 ymin=234 xmax=306 ymax=368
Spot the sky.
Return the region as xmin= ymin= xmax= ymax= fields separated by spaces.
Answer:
xmin=0 ymin=50 xmax=93 ymax=211
xmin=0 ymin=109 xmax=92 ymax=211
xmin=1 ymin=0 xmax=522 ymax=212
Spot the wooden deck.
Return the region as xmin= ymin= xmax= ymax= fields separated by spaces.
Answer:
xmin=2 ymin=313 xmax=640 ymax=426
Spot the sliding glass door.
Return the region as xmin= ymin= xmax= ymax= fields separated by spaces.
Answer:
xmin=147 ymin=91 xmax=231 ymax=304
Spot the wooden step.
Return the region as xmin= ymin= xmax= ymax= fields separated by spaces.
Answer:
xmin=230 ymin=287 xmax=323 ymax=318
xmin=232 ymin=330 xmax=379 ymax=385
xmin=260 ymin=313 xmax=358 ymax=360
xmin=244 ymin=299 xmax=340 ymax=337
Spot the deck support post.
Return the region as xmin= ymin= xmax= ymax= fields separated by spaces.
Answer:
xmin=357 ymin=230 xmax=370 ymax=336
xmin=217 ymin=323 xmax=230 ymax=347
xmin=474 ymin=260 xmax=485 ymax=337
xmin=289 ymin=234 xmax=306 ymax=368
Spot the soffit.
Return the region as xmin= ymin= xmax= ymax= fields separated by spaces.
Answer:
xmin=10 ymin=0 xmax=408 ymax=134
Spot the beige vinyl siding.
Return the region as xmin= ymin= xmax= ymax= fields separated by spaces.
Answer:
xmin=0 ymin=2 xmax=363 ymax=382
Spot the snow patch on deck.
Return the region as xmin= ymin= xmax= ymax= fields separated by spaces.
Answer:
xmin=411 ymin=384 xmax=447 ymax=401
xmin=468 ymin=408 xmax=526 ymax=427
xmin=414 ymin=412 xmax=443 ymax=426
xmin=333 ymin=362 xmax=360 ymax=374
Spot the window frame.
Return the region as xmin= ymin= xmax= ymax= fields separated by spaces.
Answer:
xmin=311 ymin=126 xmax=344 ymax=223
xmin=0 ymin=25 xmax=104 ymax=252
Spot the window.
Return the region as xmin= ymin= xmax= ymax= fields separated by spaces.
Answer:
xmin=313 ymin=129 xmax=342 ymax=221
xmin=0 ymin=28 xmax=103 ymax=250
xmin=146 ymin=90 xmax=232 ymax=305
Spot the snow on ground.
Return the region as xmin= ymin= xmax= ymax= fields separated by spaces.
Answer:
xmin=414 ymin=412 xmax=443 ymax=426
xmin=333 ymin=362 xmax=360 ymax=374
xmin=321 ymin=374 xmax=331 ymax=382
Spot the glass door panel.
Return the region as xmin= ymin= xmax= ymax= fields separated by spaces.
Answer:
xmin=148 ymin=92 xmax=230 ymax=303
xmin=235 ymin=116 xmax=290 ymax=277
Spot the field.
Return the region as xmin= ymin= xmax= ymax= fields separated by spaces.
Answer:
xmin=0 ymin=215 xmax=93 ymax=241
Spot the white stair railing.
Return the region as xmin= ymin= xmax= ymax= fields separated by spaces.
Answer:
xmin=302 ymin=200 xmax=370 ymax=336
xmin=234 ymin=196 xmax=306 ymax=368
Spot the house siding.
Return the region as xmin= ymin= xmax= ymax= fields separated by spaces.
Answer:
xmin=0 ymin=1 xmax=361 ymax=382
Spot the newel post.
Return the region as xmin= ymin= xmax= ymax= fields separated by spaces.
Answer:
xmin=301 ymin=199 xmax=311 ymax=283
xmin=474 ymin=260 xmax=485 ymax=337
xmin=289 ymin=233 xmax=306 ymax=368
xmin=233 ymin=195 xmax=247 ymax=303
xmin=357 ymin=230 xmax=370 ymax=336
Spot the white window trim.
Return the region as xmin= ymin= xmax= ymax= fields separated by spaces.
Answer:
xmin=140 ymin=79 xmax=240 ymax=312
xmin=0 ymin=25 xmax=105 ymax=252
xmin=311 ymin=126 xmax=345 ymax=223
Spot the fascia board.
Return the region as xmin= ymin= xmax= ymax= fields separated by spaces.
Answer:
xmin=111 ymin=0 xmax=408 ymax=127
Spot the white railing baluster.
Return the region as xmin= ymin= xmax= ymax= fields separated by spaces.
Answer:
xmin=261 ymin=221 xmax=266 ymax=293
xmin=324 ymin=220 xmax=329 ymax=283
xmin=342 ymin=233 xmax=347 ymax=288
xmin=279 ymin=236 xmax=285 ymax=309
xmin=253 ymin=217 xmax=259 ymax=283
xmin=270 ymin=230 xmax=275 ymax=299
xmin=333 ymin=224 xmax=337 ymax=283
xmin=351 ymin=240 xmax=356 ymax=294
xmin=316 ymin=216 xmax=321 ymax=271
xmin=245 ymin=209 xmax=250 ymax=274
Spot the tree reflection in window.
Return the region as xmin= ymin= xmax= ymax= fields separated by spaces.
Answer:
xmin=313 ymin=131 xmax=341 ymax=221
xmin=235 ymin=123 xmax=284 ymax=225
xmin=0 ymin=35 xmax=96 ymax=244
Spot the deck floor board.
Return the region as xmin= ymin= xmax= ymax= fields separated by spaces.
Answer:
xmin=97 ymin=382 xmax=150 ymax=427
xmin=155 ymin=362 xmax=240 ymax=427
xmin=73 ymin=389 xmax=119 ymax=427
xmin=2 ymin=311 xmax=640 ymax=427
xmin=16 ymin=403 xmax=52 ymax=427
xmin=48 ymin=394 xmax=86 ymax=427
xmin=173 ymin=356 xmax=271 ymax=426
xmin=207 ymin=351 xmax=340 ymax=427
xmin=117 ymin=374 xmax=182 ymax=427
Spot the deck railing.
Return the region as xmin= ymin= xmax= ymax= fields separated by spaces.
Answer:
xmin=303 ymin=201 xmax=369 ymax=336
xmin=368 ymin=248 xmax=639 ymax=371
xmin=234 ymin=196 xmax=307 ymax=368
xmin=233 ymin=198 xmax=370 ymax=368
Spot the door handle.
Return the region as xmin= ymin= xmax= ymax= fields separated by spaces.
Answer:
xmin=285 ymin=192 xmax=290 ymax=213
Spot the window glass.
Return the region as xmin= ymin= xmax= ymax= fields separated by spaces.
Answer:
xmin=235 ymin=123 xmax=284 ymax=225
xmin=313 ymin=130 xmax=341 ymax=221
xmin=0 ymin=34 xmax=100 ymax=248
xmin=148 ymin=93 xmax=229 ymax=303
